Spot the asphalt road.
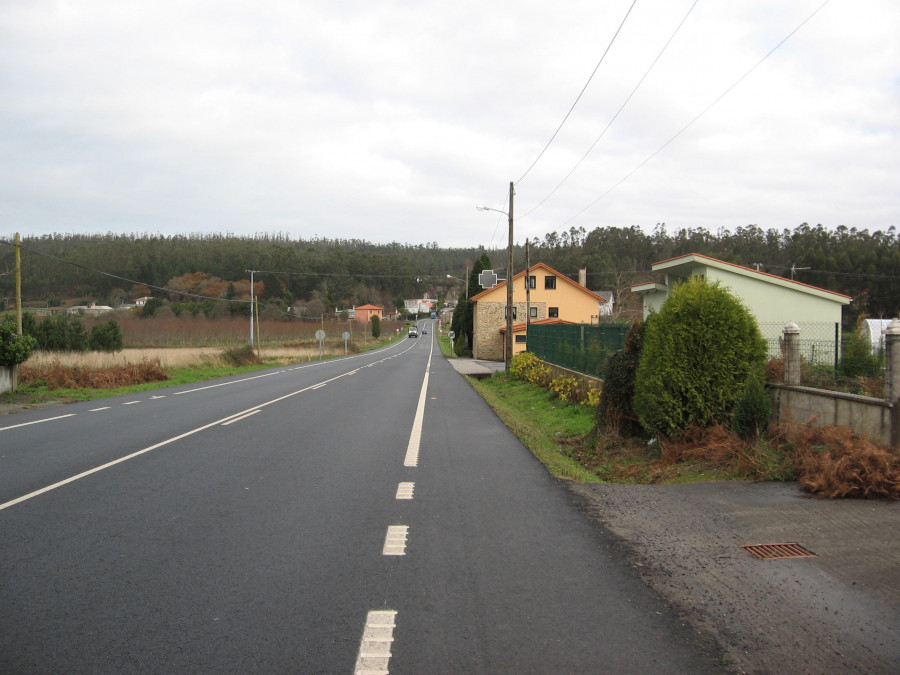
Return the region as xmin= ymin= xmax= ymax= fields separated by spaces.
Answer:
xmin=1 ymin=324 xmax=724 ymax=674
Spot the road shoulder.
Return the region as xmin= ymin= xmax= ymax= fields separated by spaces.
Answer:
xmin=567 ymin=480 xmax=900 ymax=674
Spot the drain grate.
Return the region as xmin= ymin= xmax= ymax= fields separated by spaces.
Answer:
xmin=741 ymin=542 xmax=816 ymax=560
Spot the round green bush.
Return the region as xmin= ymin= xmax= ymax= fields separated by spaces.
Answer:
xmin=633 ymin=278 xmax=767 ymax=437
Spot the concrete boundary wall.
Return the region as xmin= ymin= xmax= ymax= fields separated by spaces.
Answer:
xmin=778 ymin=318 xmax=900 ymax=449
xmin=0 ymin=365 xmax=15 ymax=394
xmin=544 ymin=362 xmax=602 ymax=392
xmin=768 ymin=383 xmax=897 ymax=449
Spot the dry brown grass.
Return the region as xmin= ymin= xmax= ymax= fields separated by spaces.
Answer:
xmin=95 ymin=313 xmax=394 ymax=349
xmin=19 ymin=360 xmax=169 ymax=389
xmin=18 ymin=344 xmax=340 ymax=391
xmin=658 ymin=422 xmax=900 ymax=499
xmin=660 ymin=424 xmax=744 ymax=467
xmin=774 ymin=424 xmax=900 ymax=500
xmin=24 ymin=345 xmax=330 ymax=370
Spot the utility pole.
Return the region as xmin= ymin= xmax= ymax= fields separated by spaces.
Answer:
xmin=14 ymin=232 xmax=22 ymax=335
xmin=505 ymin=181 xmax=514 ymax=372
xmin=248 ymin=269 xmax=255 ymax=347
xmin=525 ymin=238 xmax=531 ymax=332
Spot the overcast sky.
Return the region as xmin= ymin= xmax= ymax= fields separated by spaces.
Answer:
xmin=1 ymin=0 xmax=897 ymax=250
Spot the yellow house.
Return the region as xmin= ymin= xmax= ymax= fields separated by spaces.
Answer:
xmin=469 ymin=262 xmax=607 ymax=361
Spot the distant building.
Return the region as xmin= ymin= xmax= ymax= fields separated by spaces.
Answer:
xmin=66 ymin=302 xmax=114 ymax=316
xmin=470 ymin=262 xmax=607 ymax=362
xmin=353 ymin=304 xmax=383 ymax=323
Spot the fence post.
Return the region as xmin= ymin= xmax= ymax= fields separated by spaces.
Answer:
xmin=783 ymin=321 xmax=801 ymax=386
xmin=886 ymin=318 xmax=900 ymax=449
xmin=886 ymin=318 xmax=900 ymax=402
xmin=834 ymin=322 xmax=840 ymax=371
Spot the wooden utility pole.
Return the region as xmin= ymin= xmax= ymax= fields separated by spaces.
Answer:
xmin=505 ymin=181 xmax=514 ymax=371
xmin=248 ymin=269 xmax=256 ymax=347
xmin=14 ymin=232 xmax=22 ymax=335
xmin=525 ymin=239 xmax=531 ymax=332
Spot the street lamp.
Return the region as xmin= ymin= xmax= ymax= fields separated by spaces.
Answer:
xmin=477 ymin=181 xmax=515 ymax=371
xmin=446 ymin=273 xmax=469 ymax=301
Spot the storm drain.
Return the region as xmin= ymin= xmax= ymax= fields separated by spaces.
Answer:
xmin=741 ymin=542 xmax=816 ymax=560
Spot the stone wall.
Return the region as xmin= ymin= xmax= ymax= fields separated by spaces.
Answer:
xmin=473 ymin=301 xmax=545 ymax=361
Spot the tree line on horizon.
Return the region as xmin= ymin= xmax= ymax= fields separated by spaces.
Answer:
xmin=1 ymin=223 xmax=898 ymax=325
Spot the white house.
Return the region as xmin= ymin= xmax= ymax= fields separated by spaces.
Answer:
xmin=631 ymin=253 xmax=851 ymax=358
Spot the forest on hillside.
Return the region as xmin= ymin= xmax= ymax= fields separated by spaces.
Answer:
xmin=1 ymin=223 xmax=898 ymax=325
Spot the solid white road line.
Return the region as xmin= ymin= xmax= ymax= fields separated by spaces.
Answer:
xmin=403 ymin=338 xmax=433 ymax=467
xmin=0 ymin=414 xmax=76 ymax=432
xmin=0 ymin=369 xmax=358 ymax=512
xmin=220 ymin=410 xmax=261 ymax=426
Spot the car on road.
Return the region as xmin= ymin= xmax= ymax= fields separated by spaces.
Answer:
xmin=408 ymin=327 xmax=418 ymax=338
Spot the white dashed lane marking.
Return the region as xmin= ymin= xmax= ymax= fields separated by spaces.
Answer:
xmin=354 ymin=610 xmax=397 ymax=675
xmin=382 ymin=526 xmax=408 ymax=556
xmin=395 ymin=482 xmax=414 ymax=500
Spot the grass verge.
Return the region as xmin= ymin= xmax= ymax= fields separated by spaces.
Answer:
xmin=472 ymin=373 xmax=737 ymax=484
xmin=472 ymin=370 xmax=899 ymax=497
xmin=469 ymin=373 xmax=601 ymax=482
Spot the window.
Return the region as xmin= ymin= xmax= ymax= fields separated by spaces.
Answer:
xmin=524 ymin=275 xmax=536 ymax=289
xmin=544 ymin=276 xmax=556 ymax=289
xmin=515 ymin=335 xmax=527 ymax=344
xmin=548 ymin=307 xmax=559 ymax=318
xmin=504 ymin=306 xmax=517 ymax=319
xmin=529 ymin=307 xmax=538 ymax=318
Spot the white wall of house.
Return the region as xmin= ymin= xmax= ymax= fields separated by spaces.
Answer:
xmin=638 ymin=255 xmax=849 ymax=329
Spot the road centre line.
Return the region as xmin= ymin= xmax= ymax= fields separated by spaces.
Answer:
xmin=173 ymin=370 xmax=282 ymax=395
xmin=90 ymin=407 xmax=111 ymax=412
xmin=403 ymin=338 xmax=433 ymax=467
xmin=170 ymin=338 xmax=413 ymax=396
xmin=0 ymin=341 xmax=413 ymax=434
xmin=395 ymin=482 xmax=415 ymax=499
xmin=0 ymin=369 xmax=358 ymax=512
xmin=0 ymin=414 xmax=76 ymax=432
xmin=221 ymin=410 xmax=261 ymax=426
xmin=382 ymin=525 xmax=409 ymax=556
xmin=354 ymin=610 xmax=397 ymax=675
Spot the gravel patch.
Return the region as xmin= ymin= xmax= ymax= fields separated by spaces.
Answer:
xmin=567 ymin=480 xmax=900 ymax=674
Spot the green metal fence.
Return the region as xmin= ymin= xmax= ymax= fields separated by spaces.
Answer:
xmin=527 ymin=323 xmax=629 ymax=376
xmin=758 ymin=322 xmax=840 ymax=368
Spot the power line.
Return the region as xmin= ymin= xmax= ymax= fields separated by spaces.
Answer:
xmin=514 ymin=0 xmax=639 ymax=186
xmin=519 ymin=0 xmax=701 ymax=220
xmin=560 ymin=0 xmax=834 ymax=228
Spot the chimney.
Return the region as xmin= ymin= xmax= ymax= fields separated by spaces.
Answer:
xmin=578 ymin=268 xmax=587 ymax=287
